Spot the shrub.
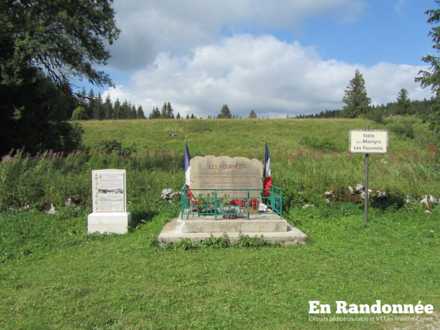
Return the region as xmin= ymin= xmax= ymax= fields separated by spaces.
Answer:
xmin=386 ymin=116 xmax=415 ymax=139
xmin=365 ymin=110 xmax=384 ymax=124
xmin=71 ymin=106 xmax=88 ymax=120
xmin=94 ymin=140 xmax=133 ymax=157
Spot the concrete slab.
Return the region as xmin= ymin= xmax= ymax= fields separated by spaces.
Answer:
xmin=158 ymin=217 xmax=307 ymax=246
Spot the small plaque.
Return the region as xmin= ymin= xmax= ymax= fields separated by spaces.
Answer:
xmin=92 ymin=169 xmax=127 ymax=213
xmin=349 ymin=130 xmax=388 ymax=154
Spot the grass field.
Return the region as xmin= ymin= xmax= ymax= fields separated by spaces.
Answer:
xmin=1 ymin=119 xmax=439 ymax=329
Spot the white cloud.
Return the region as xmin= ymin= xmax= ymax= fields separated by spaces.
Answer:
xmin=109 ymin=0 xmax=365 ymax=69
xmin=103 ymin=35 xmax=431 ymax=117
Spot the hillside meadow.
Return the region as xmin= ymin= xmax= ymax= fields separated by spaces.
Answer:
xmin=1 ymin=118 xmax=439 ymax=329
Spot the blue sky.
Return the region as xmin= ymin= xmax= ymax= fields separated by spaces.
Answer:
xmin=298 ymin=0 xmax=432 ymax=65
xmin=89 ymin=0 xmax=437 ymax=117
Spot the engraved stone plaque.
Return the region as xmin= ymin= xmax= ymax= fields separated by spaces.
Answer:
xmin=92 ymin=169 xmax=127 ymax=213
xmin=190 ymin=156 xmax=263 ymax=197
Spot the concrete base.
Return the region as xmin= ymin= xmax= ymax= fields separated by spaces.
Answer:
xmin=87 ymin=212 xmax=131 ymax=234
xmin=158 ymin=215 xmax=307 ymax=246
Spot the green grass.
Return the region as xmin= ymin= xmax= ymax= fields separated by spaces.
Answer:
xmin=1 ymin=205 xmax=439 ymax=329
xmin=1 ymin=119 xmax=438 ymax=211
xmin=1 ymin=118 xmax=439 ymax=329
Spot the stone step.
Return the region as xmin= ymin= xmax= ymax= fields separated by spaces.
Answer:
xmin=158 ymin=218 xmax=307 ymax=246
xmin=180 ymin=218 xmax=288 ymax=233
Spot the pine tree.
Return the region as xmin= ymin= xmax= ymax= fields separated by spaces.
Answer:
xmin=129 ymin=104 xmax=137 ymax=119
xmin=342 ymin=70 xmax=371 ymax=118
xmin=167 ymin=102 xmax=175 ymax=118
xmin=137 ymin=106 xmax=145 ymax=119
xmin=0 ymin=0 xmax=119 ymax=154
xmin=176 ymin=112 xmax=181 ymax=119
xmin=249 ymin=110 xmax=257 ymax=118
xmin=150 ymin=107 xmax=161 ymax=119
xmin=190 ymin=114 xmax=195 ymax=119
xmin=161 ymin=103 xmax=168 ymax=118
xmin=87 ymin=89 xmax=96 ymax=119
xmin=114 ymin=99 xmax=121 ymax=119
xmin=103 ymin=96 xmax=113 ymax=119
xmin=416 ymin=3 xmax=440 ymax=135
xmin=396 ymin=88 xmax=411 ymax=114
xmin=96 ymin=94 xmax=105 ymax=119
xmin=218 ymin=104 xmax=232 ymax=119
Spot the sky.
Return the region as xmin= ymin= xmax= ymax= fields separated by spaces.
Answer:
xmin=88 ymin=0 xmax=437 ymax=117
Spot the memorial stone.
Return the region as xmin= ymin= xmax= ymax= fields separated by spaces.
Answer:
xmin=88 ymin=169 xmax=131 ymax=234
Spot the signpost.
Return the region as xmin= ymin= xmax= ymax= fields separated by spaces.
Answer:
xmin=349 ymin=130 xmax=388 ymax=225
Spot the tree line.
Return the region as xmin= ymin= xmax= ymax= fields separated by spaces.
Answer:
xmin=147 ymin=103 xmax=258 ymax=119
xmin=298 ymin=69 xmax=438 ymax=129
xmin=72 ymin=89 xmax=145 ymax=120
xmin=2 ymin=0 xmax=440 ymax=155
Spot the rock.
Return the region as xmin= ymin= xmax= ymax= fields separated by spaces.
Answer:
xmin=420 ymin=195 xmax=438 ymax=209
xmin=376 ymin=191 xmax=387 ymax=198
xmin=258 ymin=203 xmax=268 ymax=212
xmin=324 ymin=191 xmax=334 ymax=198
xmin=1 ymin=155 xmax=14 ymax=162
xmin=302 ymin=204 xmax=314 ymax=209
xmin=355 ymin=183 xmax=364 ymax=193
xmin=161 ymin=188 xmax=173 ymax=197
xmin=161 ymin=188 xmax=179 ymax=201
xmin=65 ymin=197 xmax=73 ymax=207
xmin=65 ymin=196 xmax=81 ymax=207
xmin=348 ymin=186 xmax=354 ymax=194
xmin=425 ymin=209 xmax=432 ymax=215
xmin=46 ymin=203 xmax=56 ymax=215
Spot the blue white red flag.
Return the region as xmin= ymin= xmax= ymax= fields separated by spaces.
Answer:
xmin=184 ymin=143 xmax=191 ymax=187
xmin=263 ymin=143 xmax=272 ymax=196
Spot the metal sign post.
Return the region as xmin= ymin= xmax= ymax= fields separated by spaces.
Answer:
xmin=364 ymin=153 xmax=369 ymax=225
xmin=349 ymin=130 xmax=388 ymax=226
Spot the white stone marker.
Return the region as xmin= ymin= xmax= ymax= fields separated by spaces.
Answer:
xmin=87 ymin=169 xmax=131 ymax=234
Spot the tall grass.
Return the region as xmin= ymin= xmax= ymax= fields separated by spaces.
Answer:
xmin=1 ymin=122 xmax=438 ymax=212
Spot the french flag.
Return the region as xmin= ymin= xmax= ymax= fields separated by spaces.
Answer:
xmin=263 ymin=143 xmax=272 ymax=196
xmin=184 ymin=143 xmax=191 ymax=187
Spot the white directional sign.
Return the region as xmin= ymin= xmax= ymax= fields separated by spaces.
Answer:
xmin=349 ymin=130 xmax=388 ymax=154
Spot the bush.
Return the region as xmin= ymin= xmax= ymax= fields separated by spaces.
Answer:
xmin=71 ymin=106 xmax=88 ymax=120
xmin=386 ymin=116 xmax=415 ymax=139
xmin=94 ymin=140 xmax=133 ymax=157
xmin=365 ymin=110 xmax=384 ymax=124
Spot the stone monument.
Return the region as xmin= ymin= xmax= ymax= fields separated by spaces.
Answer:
xmin=87 ymin=169 xmax=131 ymax=234
xmin=158 ymin=156 xmax=307 ymax=245
xmin=190 ymin=156 xmax=262 ymax=198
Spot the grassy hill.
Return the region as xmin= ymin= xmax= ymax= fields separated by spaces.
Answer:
xmin=81 ymin=118 xmax=439 ymax=199
xmin=1 ymin=119 xmax=439 ymax=329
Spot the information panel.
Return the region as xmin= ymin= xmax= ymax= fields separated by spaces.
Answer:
xmin=349 ymin=130 xmax=388 ymax=154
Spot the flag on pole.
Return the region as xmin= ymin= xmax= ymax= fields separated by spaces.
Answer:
xmin=263 ymin=143 xmax=272 ymax=197
xmin=184 ymin=143 xmax=191 ymax=187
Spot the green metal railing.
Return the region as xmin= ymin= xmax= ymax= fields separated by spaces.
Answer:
xmin=180 ymin=186 xmax=283 ymax=220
